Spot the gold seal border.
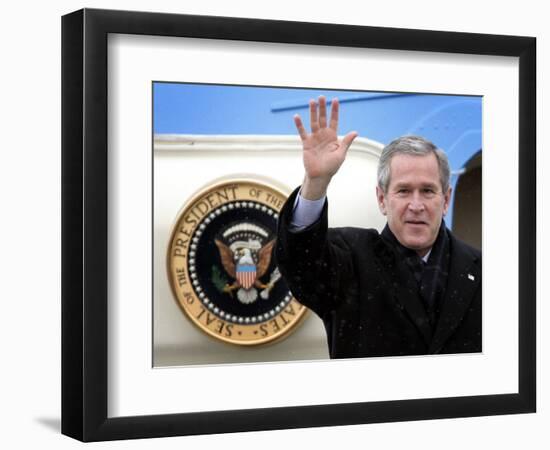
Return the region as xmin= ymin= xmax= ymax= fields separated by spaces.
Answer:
xmin=166 ymin=176 xmax=309 ymax=346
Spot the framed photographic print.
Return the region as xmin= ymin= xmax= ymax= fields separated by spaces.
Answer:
xmin=62 ymin=8 xmax=536 ymax=441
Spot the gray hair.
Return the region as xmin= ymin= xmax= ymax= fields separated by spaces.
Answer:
xmin=377 ymin=135 xmax=451 ymax=193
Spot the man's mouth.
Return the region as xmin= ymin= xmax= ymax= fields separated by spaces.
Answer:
xmin=405 ymin=220 xmax=427 ymax=226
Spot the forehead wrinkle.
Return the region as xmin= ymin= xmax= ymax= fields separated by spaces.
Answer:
xmin=389 ymin=170 xmax=442 ymax=191
xmin=391 ymin=178 xmax=439 ymax=189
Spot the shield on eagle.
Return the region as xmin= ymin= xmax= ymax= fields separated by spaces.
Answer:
xmin=236 ymin=263 xmax=256 ymax=290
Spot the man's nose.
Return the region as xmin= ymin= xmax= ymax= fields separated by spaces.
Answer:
xmin=408 ymin=192 xmax=425 ymax=212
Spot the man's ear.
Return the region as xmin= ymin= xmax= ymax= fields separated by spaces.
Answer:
xmin=376 ymin=186 xmax=387 ymax=216
xmin=443 ymin=187 xmax=452 ymax=216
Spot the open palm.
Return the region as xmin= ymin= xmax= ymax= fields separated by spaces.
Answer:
xmin=295 ymin=96 xmax=358 ymax=181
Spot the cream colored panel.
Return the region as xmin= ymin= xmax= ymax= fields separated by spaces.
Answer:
xmin=153 ymin=134 xmax=384 ymax=366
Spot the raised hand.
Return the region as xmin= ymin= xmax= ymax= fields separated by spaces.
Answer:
xmin=294 ymin=96 xmax=358 ymax=200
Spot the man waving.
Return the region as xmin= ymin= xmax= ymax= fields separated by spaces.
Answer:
xmin=275 ymin=96 xmax=481 ymax=358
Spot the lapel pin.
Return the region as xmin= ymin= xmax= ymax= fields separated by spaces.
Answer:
xmin=468 ymin=274 xmax=475 ymax=281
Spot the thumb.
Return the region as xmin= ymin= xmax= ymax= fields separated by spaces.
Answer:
xmin=341 ymin=131 xmax=358 ymax=152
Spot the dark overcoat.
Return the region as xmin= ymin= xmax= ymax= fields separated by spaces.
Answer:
xmin=275 ymin=187 xmax=482 ymax=358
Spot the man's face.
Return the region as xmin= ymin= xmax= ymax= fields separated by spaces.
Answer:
xmin=376 ymin=153 xmax=451 ymax=257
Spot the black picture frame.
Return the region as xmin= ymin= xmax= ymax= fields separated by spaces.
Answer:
xmin=61 ymin=8 xmax=536 ymax=442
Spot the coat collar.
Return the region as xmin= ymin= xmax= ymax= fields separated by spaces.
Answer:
xmin=428 ymin=233 xmax=481 ymax=353
xmin=374 ymin=229 xmax=480 ymax=352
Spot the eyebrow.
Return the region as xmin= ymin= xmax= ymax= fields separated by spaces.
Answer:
xmin=393 ymin=182 xmax=439 ymax=190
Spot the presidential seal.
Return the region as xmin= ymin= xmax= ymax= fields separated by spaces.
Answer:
xmin=167 ymin=179 xmax=307 ymax=346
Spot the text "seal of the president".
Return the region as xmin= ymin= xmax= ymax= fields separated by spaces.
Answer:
xmin=167 ymin=179 xmax=307 ymax=345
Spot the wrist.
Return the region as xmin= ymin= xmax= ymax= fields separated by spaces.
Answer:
xmin=301 ymin=175 xmax=330 ymax=200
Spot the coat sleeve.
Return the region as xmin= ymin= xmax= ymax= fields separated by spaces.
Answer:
xmin=274 ymin=186 xmax=356 ymax=319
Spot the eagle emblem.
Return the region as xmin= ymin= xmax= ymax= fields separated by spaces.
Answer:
xmin=214 ymin=223 xmax=280 ymax=304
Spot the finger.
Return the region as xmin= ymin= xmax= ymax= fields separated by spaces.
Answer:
xmin=318 ymin=95 xmax=327 ymax=128
xmin=309 ymin=99 xmax=319 ymax=133
xmin=329 ymin=98 xmax=339 ymax=132
xmin=294 ymin=114 xmax=308 ymax=141
xmin=340 ymin=131 xmax=358 ymax=153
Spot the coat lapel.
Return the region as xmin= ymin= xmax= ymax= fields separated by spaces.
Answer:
xmin=373 ymin=238 xmax=433 ymax=347
xmin=429 ymin=234 xmax=481 ymax=354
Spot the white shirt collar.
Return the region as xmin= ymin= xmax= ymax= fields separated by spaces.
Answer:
xmin=421 ymin=249 xmax=431 ymax=263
